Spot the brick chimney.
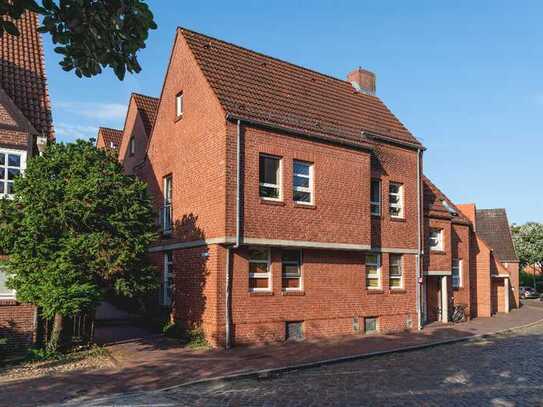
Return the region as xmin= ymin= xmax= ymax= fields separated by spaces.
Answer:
xmin=347 ymin=67 xmax=376 ymax=95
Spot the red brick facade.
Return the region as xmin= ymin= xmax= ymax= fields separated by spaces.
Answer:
xmin=102 ymin=27 xmax=519 ymax=347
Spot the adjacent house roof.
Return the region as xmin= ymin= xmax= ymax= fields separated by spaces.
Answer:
xmin=132 ymin=93 xmax=159 ymax=136
xmin=0 ymin=11 xmax=53 ymax=139
xmin=476 ymin=209 xmax=518 ymax=262
xmin=423 ymin=176 xmax=471 ymax=225
xmin=180 ymin=28 xmax=422 ymax=148
xmin=97 ymin=127 xmax=123 ymax=155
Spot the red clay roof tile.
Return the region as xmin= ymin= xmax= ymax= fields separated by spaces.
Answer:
xmin=97 ymin=127 xmax=123 ymax=156
xmin=132 ymin=93 xmax=159 ymax=136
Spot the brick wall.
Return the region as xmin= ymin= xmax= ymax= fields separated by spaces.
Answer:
xmin=0 ymin=301 xmax=36 ymax=355
xmin=452 ymin=223 xmax=471 ymax=315
xmin=118 ymin=99 xmax=147 ymax=175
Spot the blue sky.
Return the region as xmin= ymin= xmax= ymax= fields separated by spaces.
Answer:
xmin=43 ymin=1 xmax=543 ymax=224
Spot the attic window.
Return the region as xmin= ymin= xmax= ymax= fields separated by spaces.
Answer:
xmin=175 ymin=92 xmax=184 ymax=118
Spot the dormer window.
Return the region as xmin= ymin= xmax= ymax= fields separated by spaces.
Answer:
xmin=176 ymin=92 xmax=184 ymax=118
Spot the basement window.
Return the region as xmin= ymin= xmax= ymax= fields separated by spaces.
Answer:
xmin=259 ymin=154 xmax=281 ymax=200
xmin=248 ymin=247 xmax=271 ymax=291
xmin=364 ymin=317 xmax=378 ymax=334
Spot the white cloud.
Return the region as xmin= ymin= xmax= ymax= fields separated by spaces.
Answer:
xmin=56 ymin=101 xmax=127 ymax=121
xmin=55 ymin=123 xmax=98 ymax=143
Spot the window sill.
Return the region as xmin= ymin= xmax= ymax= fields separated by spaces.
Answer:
xmin=282 ymin=290 xmax=305 ymax=296
xmin=389 ymin=289 xmax=407 ymax=294
xmin=260 ymin=198 xmax=285 ymax=206
xmin=390 ymin=217 xmax=406 ymax=223
xmin=249 ymin=291 xmax=274 ymax=296
xmin=293 ymin=203 xmax=316 ymax=209
xmin=366 ymin=289 xmax=384 ymax=295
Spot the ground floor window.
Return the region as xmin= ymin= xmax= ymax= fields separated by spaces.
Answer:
xmin=161 ymin=251 xmax=174 ymax=306
xmin=248 ymin=247 xmax=271 ymax=291
xmin=389 ymin=254 xmax=403 ymax=289
xmin=0 ymin=268 xmax=16 ymax=298
xmin=452 ymin=259 xmax=462 ymax=288
xmin=366 ymin=254 xmax=381 ymax=289
xmin=282 ymin=249 xmax=302 ymax=290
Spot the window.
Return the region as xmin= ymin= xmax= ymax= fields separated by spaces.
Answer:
xmin=0 ymin=149 xmax=25 ymax=198
xmin=176 ymin=92 xmax=184 ymax=117
xmin=452 ymin=259 xmax=462 ymax=288
xmin=129 ymin=136 xmax=136 ymax=156
xmin=429 ymin=229 xmax=443 ymax=251
xmin=292 ymin=160 xmax=313 ymax=204
xmin=389 ymin=182 xmax=404 ymax=218
xmin=162 ymin=176 xmax=173 ymax=234
xmin=282 ymin=250 xmax=302 ymax=290
xmin=248 ymin=247 xmax=271 ymax=291
xmin=366 ymin=254 xmax=381 ymax=289
xmin=259 ymin=154 xmax=281 ymax=200
xmin=389 ymin=254 xmax=403 ymax=289
xmin=364 ymin=317 xmax=378 ymax=334
xmin=370 ymin=179 xmax=381 ymax=216
xmin=0 ymin=268 xmax=15 ymax=298
xmin=161 ymin=252 xmax=174 ymax=306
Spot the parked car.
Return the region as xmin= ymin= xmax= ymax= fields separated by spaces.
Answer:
xmin=520 ymin=286 xmax=539 ymax=299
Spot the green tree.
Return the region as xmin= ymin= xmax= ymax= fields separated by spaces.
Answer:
xmin=0 ymin=0 xmax=156 ymax=80
xmin=0 ymin=140 xmax=158 ymax=352
xmin=512 ymin=222 xmax=543 ymax=285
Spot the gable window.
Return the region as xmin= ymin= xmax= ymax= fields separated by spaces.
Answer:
xmin=282 ymin=249 xmax=302 ymax=290
xmin=452 ymin=259 xmax=462 ymax=288
xmin=248 ymin=247 xmax=271 ymax=291
xmin=293 ymin=160 xmax=313 ymax=204
xmin=429 ymin=229 xmax=443 ymax=251
xmin=389 ymin=254 xmax=403 ymax=289
xmin=129 ymin=136 xmax=136 ymax=156
xmin=0 ymin=149 xmax=25 ymax=198
xmin=366 ymin=254 xmax=381 ymax=289
xmin=389 ymin=182 xmax=404 ymax=218
xmin=161 ymin=252 xmax=174 ymax=306
xmin=161 ymin=176 xmax=173 ymax=234
xmin=176 ymin=92 xmax=184 ymax=118
xmin=0 ymin=268 xmax=15 ymax=299
xmin=371 ymin=179 xmax=381 ymax=216
xmin=259 ymin=154 xmax=281 ymax=200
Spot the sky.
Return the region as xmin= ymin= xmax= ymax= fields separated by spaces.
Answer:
xmin=43 ymin=0 xmax=543 ymax=225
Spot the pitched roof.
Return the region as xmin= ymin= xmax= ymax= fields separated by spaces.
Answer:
xmin=476 ymin=209 xmax=518 ymax=262
xmin=180 ymin=28 xmax=422 ymax=148
xmin=97 ymin=127 xmax=123 ymax=155
xmin=423 ymin=176 xmax=471 ymax=225
xmin=132 ymin=93 xmax=159 ymax=136
xmin=0 ymin=11 xmax=53 ymax=139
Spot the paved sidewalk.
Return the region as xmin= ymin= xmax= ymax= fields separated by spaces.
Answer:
xmin=2 ymin=305 xmax=543 ymax=406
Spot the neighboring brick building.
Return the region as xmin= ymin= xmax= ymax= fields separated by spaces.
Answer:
xmin=0 ymin=12 xmax=54 ymax=354
xmin=96 ymin=127 xmax=123 ymax=157
xmin=99 ymin=27 xmax=519 ymax=347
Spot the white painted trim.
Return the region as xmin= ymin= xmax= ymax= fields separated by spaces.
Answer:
xmin=425 ymin=270 xmax=452 ymax=276
xmin=492 ymin=274 xmax=510 ymax=279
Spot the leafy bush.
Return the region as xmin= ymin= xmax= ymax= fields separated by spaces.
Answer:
xmin=162 ymin=323 xmax=208 ymax=348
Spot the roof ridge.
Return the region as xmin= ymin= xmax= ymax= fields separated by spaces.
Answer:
xmin=131 ymin=92 xmax=159 ymax=101
xmin=98 ymin=126 xmax=123 ymax=132
xmin=178 ymin=26 xmax=373 ymax=94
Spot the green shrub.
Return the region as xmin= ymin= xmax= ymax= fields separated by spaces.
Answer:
xmin=161 ymin=323 xmax=208 ymax=348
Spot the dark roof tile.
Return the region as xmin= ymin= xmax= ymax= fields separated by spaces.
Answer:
xmin=476 ymin=209 xmax=518 ymax=262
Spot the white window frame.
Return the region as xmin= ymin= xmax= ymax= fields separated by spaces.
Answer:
xmin=452 ymin=259 xmax=462 ymax=288
xmin=370 ymin=179 xmax=381 ymax=216
xmin=248 ymin=247 xmax=272 ymax=292
xmin=364 ymin=317 xmax=379 ymax=334
xmin=282 ymin=249 xmax=303 ymax=291
xmin=429 ymin=228 xmax=444 ymax=251
xmin=162 ymin=175 xmax=173 ymax=234
xmin=389 ymin=254 xmax=403 ymax=289
xmin=389 ymin=182 xmax=404 ymax=218
xmin=366 ymin=253 xmax=382 ymax=290
xmin=0 ymin=148 xmax=26 ymax=199
xmin=0 ymin=267 xmax=16 ymax=299
xmin=259 ymin=154 xmax=282 ymax=201
xmin=161 ymin=252 xmax=174 ymax=306
xmin=176 ymin=92 xmax=184 ymax=117
xmin=292 ymin=160 xmax=314 ymax=205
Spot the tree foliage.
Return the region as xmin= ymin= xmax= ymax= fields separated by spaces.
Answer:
xmin=511 ymin=222 xmax=543 ymax=270
xmin=0 ymin=140 xmax=158 ymax=322
xmin=0 ymin=0 xmax=157 ymax=80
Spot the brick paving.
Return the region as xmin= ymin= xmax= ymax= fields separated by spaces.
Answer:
xmin=1 ymin=304 xmax=542 ymax=406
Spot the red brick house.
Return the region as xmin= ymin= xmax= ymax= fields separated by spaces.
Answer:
xmin=96 ymin=127 xmax=123 ymax=157
xmin=98 ymin=28 xmax=519 ymax=347
xmin=0 ymin=12 xmax=54 ymax=354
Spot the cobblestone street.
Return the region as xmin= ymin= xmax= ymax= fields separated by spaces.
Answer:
xmin=71 ymin=320 xmax=543 ymax=406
